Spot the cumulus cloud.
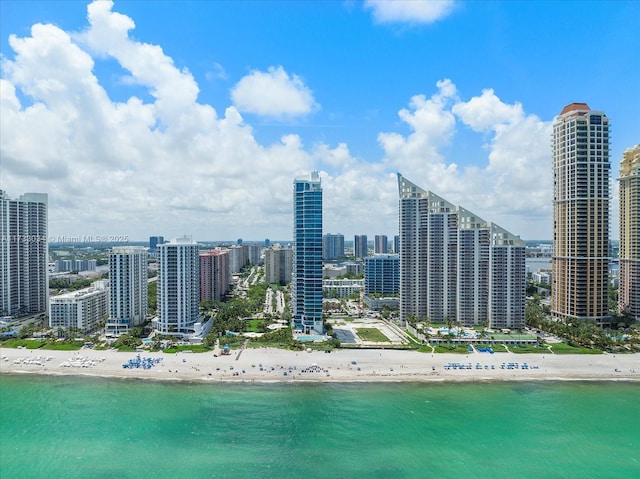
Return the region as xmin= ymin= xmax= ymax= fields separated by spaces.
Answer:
xmin=452 ymin=88 xmax=524 ymax=132
xmin=0 ymin=0 xmax=315 ymax=239
xmin=364 ymin=0 xmax=456 ymax=25
xmin=379 ymin=82 xmax=553 ymax=235
xmin=377 ymin=78 xmax=460 ymax=192
xmin=231 ymin=66 xmax=318 ymax=118
xmin=0 ymin=1 xmax=553 ymax=241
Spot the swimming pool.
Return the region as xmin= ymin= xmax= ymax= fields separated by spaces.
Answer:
xmin=296 ymin=335 xmax=326 ymax=342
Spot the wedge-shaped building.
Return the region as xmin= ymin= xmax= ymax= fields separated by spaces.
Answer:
xmin=398 ymin=174 xmax=526 ymax=329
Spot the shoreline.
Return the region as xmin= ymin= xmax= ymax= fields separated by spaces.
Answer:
xmin=2 ymin=347 xmax=639 ymax=384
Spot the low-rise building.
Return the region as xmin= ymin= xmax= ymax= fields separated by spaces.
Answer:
xmin=49 ymin=281 xmax=108 ymax=334
xmin=323 ymin=278 xmax=364 ymax=299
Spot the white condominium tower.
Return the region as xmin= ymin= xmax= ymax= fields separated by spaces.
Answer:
xmin=619 ymin=145 xmax=640 ymax=321
xmin=0 ymin=191 xmax=48 ymax=319
xmin=292 ymin=172 xmax=323 ymax=334
xmin=155 ymin=236 xmax=200 ymax=335
xmin=552 ymin=103 xmax=610 ymax=325
xmin=397 ymin=174 xmax=526 ymax=329
xmin=106 ymin=246 xmax=148 ymax=336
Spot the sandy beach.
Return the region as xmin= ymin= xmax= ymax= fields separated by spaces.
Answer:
xmin=2 ymin=346 xmax=639 ymax=383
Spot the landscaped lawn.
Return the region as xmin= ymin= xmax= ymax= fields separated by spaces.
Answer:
xmin=0 ymin=339 xmax=46 ymax=349
xmin=245 ymin=319 xmax=264 ymax=333
xmin=509 ymin=345 xmax=548 ymax=354
xmin=355 ymin=328 xmax=390 ymax=342
xmin=550 ymin=343 xmax=603 ymax=354
xmin=433 ymin=344 xmax=470 ymax=354
xmin=41 ymin=341 xmax=84 ymax=351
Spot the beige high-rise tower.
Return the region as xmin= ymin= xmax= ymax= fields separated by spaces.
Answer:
xmin=618 ymin=145 xmax=640 ymax=321
xmin=551 ymin=103 xmax=610 ymax=325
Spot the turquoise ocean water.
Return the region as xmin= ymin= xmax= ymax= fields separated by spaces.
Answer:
xmin=1 ymin=375 xmax=638 ymax=479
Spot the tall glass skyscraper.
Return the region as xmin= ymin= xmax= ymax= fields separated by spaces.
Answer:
xmin=322 ymin=233 xmax=345 ymax=260
xmin=354 ymin=234 xmax=368 ymax=259
xmin=292 ymin=172 xmax=323 ymax=334
xmin=552 ymin=103 xmax=610 ymax=325
xmin=374 ymin=235 xmax=388 ymax=254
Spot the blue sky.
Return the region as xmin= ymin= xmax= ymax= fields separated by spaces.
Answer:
xmin=1 ymin=0 xmax=638 ymax=241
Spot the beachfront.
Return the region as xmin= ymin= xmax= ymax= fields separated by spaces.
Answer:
xmin=1 ymin=347 xmax=639 ymax=383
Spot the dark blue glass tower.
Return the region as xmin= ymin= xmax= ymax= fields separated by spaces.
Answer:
xmin=292 ymin=172 xmax=323 ymax=334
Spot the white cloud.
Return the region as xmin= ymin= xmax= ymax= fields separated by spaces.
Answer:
xmin=377 ymin=78 xmax=460 ymax=189
xmin=364 ymin=0 xmax=456 ymax=25
xmin=0 ymin=1 xmax=313 ymax=240
xmin=377 ymin=79 xmax=554 ymax=237
xmin=0 ymin=1 xmax=554 ymax=241
xmin=452 ymin=88 xmax=524 ymax=132
xmin=205 ymin=62 xmax=227 ymax=81
xmin=231 ymin=66 xmax=318 ymax=118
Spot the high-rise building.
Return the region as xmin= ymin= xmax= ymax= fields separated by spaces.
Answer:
xmin=149 ymin=236 xmax=164 ymax=252
xmin=354 ymin=234 xmax=368 ymax=259
xmin=552 ymin=103 xmax=610 ymax=325
xmin=397 ymin=174 xmax=525 ymax=328
xmin=323 ymin=233 xmax=345 ymax=260
xmin=200 ymin=249 xmax=230 ymax=303
xmin=106 ymin=246 xmax=148 ymax=336
xmin=619 ymin=144 xmax=640 ymax=321
xmin=264 ymin=244 xmax=293 ymax=285
xmin=155 ymin=236 xmax=200 ymax=335
xmin=54 ymin=258 xmax=97 ymax=272
xmin=49 ymin=281 xmax=108 ymax=334
xmin=374 ymin=235 xmax=388 ymax=254
xmin=0 ymin=191 xmax=48 ymax=319
xmin=247 ymin=243 xmax=262 ymax=265
xmin=364 ymin=254 xmax=399 ymax=296
xmin=227 ymin=244 xmax=248 ymax=274
xmin=394 ymin=235 xmax=400 ymax=254
xmin=292 ymin=172 xmax=323 ymax=334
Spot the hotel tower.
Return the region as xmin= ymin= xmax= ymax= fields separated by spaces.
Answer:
xmin=552 ymin=103 xmax=610 ymax=325
xmin=397 ymin=174 xmax=526 ymax=329
xmin=292 ymin=172 xmax=323 ymax=334
xmin=619 ymin=145 xmax=640 ymax=321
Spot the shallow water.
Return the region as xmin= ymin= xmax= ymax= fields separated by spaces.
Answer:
xmin=1 ymin=375 xmax=638 ymax=478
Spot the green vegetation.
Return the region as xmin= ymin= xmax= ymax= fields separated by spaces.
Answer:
xmin=112 ymin=334 xmax=142 ymax=352
xmin=49 ymin=278 xmax=94 ymax=291
xmin=417 ymin=344 xmax=434 ymax=353
xmin=356 ymin=328 xmax=390 ymax=342
xmin=403 ymin=330 xmax=421 ymax=346
xmin=217 ymin=335 xmax=245 ymax=349
xmin=473 ymin=343 xmax=508 ymax=352
xmin=41 ymin=341 xmax=84 ymax=351
xmin=163 ymin=344 xmax=212 ymax=354
xmin=246 ymin=319 xmax=266 ymax=333
xmin=148 ymin=282 xmax=157 ymax=314
xmin=433 ymin=344 xmax=470 ymax=354
xmin=1 ymin=339 xmax=47 ymax=349
xmin=250 ymin=328 xmax=304 ymax=350
xmin=550 ymin=343 xmax=603 ymax=354
xmin=201 ymin=283 xmax=273 ymax=347
xmin=0 ymin=338 xmax=85 ymax=351
xmin=526 ymin=296 xmax=639 ymax=352
xmin=509 ymin=344 xmax=548 ymax=354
